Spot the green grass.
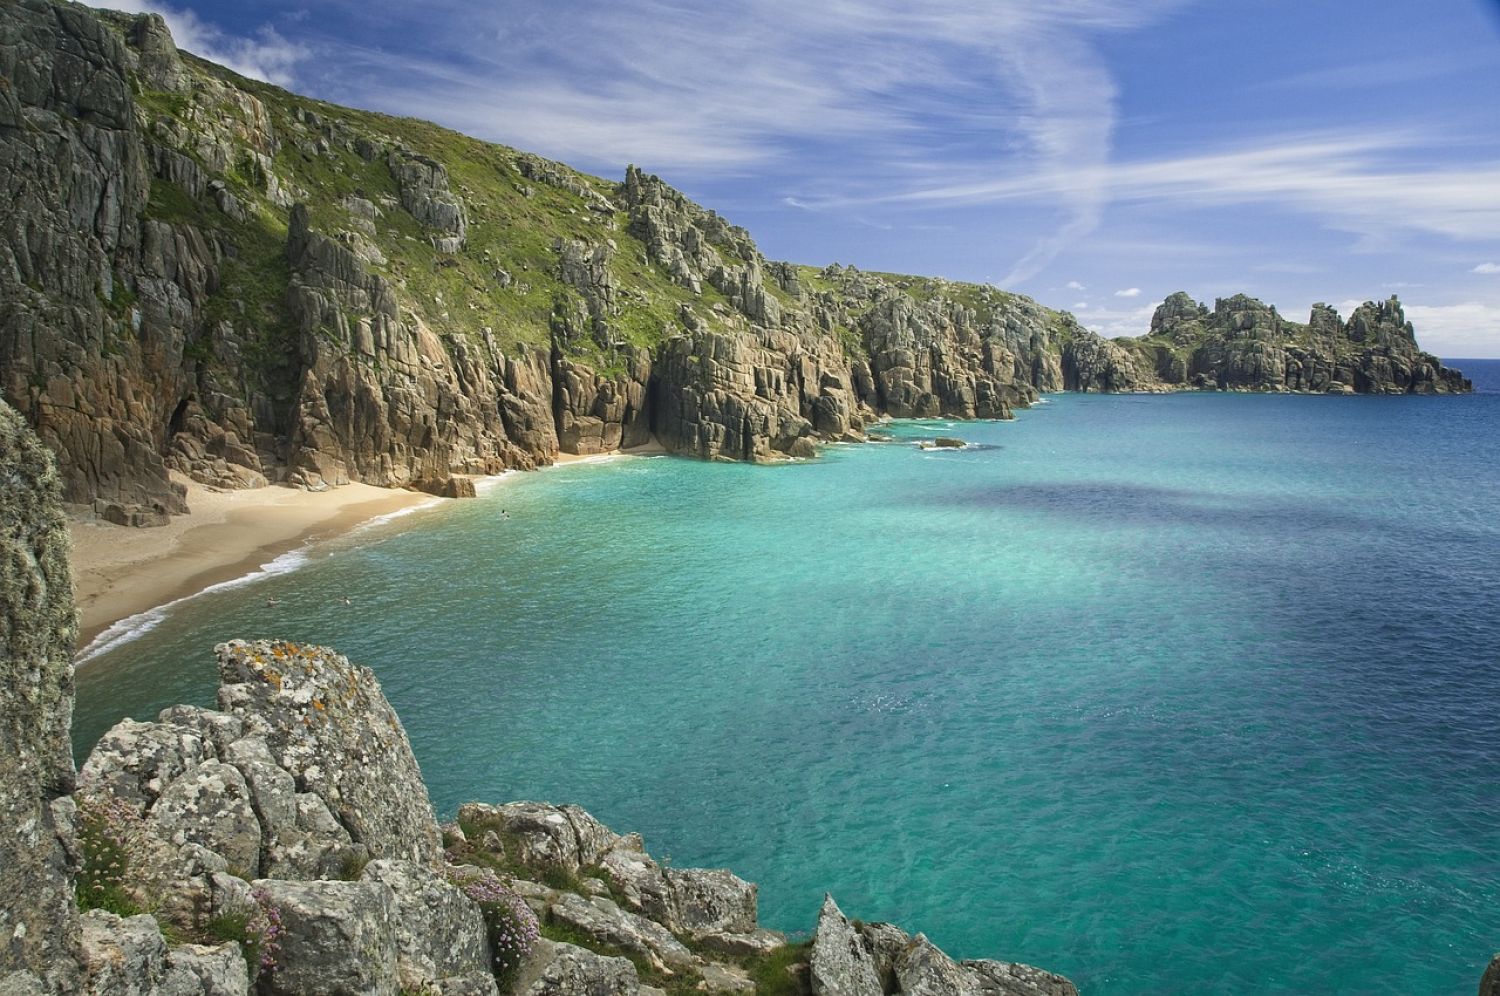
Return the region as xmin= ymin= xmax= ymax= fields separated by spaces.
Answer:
xmin=747 ymin=940 xmax=813 ymax=996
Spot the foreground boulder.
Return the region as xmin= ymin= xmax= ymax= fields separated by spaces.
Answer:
xmin=810 ymin=894 xmax=1075 ymax=996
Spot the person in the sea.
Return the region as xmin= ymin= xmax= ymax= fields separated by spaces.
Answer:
xmin=338 ymin=595 xmax=352 ymax=606
xmin=265 ymin=597 xmax=278 ymax=607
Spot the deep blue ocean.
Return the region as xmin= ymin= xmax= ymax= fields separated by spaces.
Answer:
xmin=74 ymin=361 xmax=1500 ymax=993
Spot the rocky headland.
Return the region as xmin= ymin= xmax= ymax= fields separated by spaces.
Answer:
xmin=0 ymin=0 xmax=1472 ymax=531
xmin=2 ymin=400 xmax=1085 ymax=995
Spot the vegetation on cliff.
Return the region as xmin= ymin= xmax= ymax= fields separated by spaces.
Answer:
xmin=0 ymin=0 xmax=1469 ymax=527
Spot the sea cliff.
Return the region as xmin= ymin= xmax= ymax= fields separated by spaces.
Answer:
xmin=1 ymin=399 xmax=1082 ymax=995
xmin=0 ymin=0 xmax=1470 ymax=528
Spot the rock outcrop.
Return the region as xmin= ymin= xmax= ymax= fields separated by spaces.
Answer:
xmin=0 ymin=0 xmax=1466 ymax=529
xmin=1116 ymin=292 xmax=1470 ymax=395
xmin=0 ymin=401 xmax=81 ymax=993
xmin=809 ymin=895 xmax=1077 ymax=996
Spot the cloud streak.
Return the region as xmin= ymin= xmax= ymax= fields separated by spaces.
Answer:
xmin=819 ymin=131 xmax=1500 ymax=243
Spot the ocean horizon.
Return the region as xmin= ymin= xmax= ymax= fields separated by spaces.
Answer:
xmin=74 ymin=375 xmax=1500 ymax=993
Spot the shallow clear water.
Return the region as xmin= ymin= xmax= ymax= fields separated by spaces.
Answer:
xmin=74 ymin=368 xmax=1500 ymax=994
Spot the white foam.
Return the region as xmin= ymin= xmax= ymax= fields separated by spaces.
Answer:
xmin=75 ymin=547 xmax=311 ymax=667
xmin=348 ymin=496 xmax=444 ymax=533
xmin=473 ymin=470 xmax=518 ymax=496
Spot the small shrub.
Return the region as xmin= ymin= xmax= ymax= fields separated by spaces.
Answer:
xmin=339 ymin=851 xmax=371 ymax=881
xmin=75 ymin=796 xmax=146 ymax=916
xmin=447 ymin=865 xmax=540 ymax=989
xmin=207 ymin=886 xmax=284 ymax=980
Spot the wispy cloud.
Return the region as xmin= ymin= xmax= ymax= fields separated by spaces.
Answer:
xmin=1081 ymin=302 xmax=1157 ymax=338
xmin=109 ymin=0 xmax=307 ymax=86
xmin=1473 ymin=262 xmax=1500 ymax=274
xmin=822 ymin=131 xmax=1500 ymax=243
xmin=1066 ymin=280 xmax=1087 ymax=290
xmin=1114 ymin=287 xmax=1142 ymax=297
xmin=288 ymin=0 xmax=1184 ymax=272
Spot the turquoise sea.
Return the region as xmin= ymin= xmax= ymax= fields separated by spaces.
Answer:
xmin=74 ymin=361 xmax=1500 ymax=994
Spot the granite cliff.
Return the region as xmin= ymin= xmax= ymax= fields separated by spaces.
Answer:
xmin=0 ymin=0 xmax=1470 ymax=525
xmin=1 ymin=402 xmax=1083 ymax=995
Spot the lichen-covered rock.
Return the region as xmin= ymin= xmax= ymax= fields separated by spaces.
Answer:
xmin=216 ymin=640 xmax=443 ymax=865
xmin=513 ymin=939 xmax=638 ymax=996
xmin=810 ymin=895 xmax=882 ymax=996
xmin=894 ymin=934 xmax=979 ymax=996
xmin=0 ymin=401 xmax=80 ymax=992
xmin=661 ymin=868 xmax=757 ymax=938
xmin=457 ymin=801 xmax=622 ymax=872
xmin=77 ymin=911 xmax=247 ymax=996
xmin=360 ymin=860 xmax=493 ymax=992
xmin=252 ymin=878 xmax=399 ymax=996
xmin=145 ymin=760 xmax=261 ymax=879
xmin=962 ymin=959 xmax=1078 ymax=996
xmin=161 ymin=943 xmax=250 ymax=996
xmin=546 ymin=893 xmax=694 ymax=974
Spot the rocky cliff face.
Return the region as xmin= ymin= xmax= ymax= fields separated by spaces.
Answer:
xmin=0 ymin=401 xmax=81 ymax=993
xmin=0 ymin=0 xmax=1471 ymax=526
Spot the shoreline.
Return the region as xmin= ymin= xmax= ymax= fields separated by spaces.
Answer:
xmin=71 ymin=442 xmax=670 ymax=658
xmin=70 ymin=476 xmax=440 ymax=654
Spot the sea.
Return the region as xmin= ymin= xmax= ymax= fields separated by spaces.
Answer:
xmin=72 ymin=359 xmax=1500 ymax=994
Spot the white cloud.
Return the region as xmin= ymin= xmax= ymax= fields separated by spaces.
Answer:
xmin=310 ymin=0 xmax=1185 ymax=274
xmin=1473 ymin=262 xmax=1500 ymax=274
xmin=1401 ymin=302 xmax=1500 ymax=358
xmin=1073 ymin=301 xmax=1089 ymax=310
xmin=1082 ymin=303 xmax=1157 ymax=339
xmin=108 ymin=0 xmax=307 ymax=86
xmin=1114 ymin=287 xmax=1142 ymax=297
xmin=1066 ymin=280 xmax=1086 ymax=290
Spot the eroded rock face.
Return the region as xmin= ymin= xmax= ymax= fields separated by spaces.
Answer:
xmin=215 ymin=639 xmax=443 ymax=865
xmin=252 ymin=879 xmax=399 ymax=996
xmin=809 ymin=894 xmax=1076 ymax=996
xmin=810 ymin=895 xmax=882 ymax=996
xmin=513 ymin=939 xmax=638 ymax=996
xmin=0 ymin=401 xmax=80 ymax=992
xmin=361 ymin=859 xmax=494 ymax=992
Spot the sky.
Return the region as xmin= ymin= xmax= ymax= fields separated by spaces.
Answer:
xmin=109 ymin=0 xmax=1500 ymax=357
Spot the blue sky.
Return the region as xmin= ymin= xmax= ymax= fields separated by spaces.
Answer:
xmin=111 ymin=0 xmax=1500 ymax=356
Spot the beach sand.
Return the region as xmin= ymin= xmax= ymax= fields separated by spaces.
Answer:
xmin=69 ymin=476 xmax=437 ymax=650
xmin=69 ymin=440 xmax=672 ymax=652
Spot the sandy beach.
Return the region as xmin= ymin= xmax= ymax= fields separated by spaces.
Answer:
xmin=69 ymin=441 xmax=670 ymax=653
xmin=69 ymin=476 xmax=437 ymax=650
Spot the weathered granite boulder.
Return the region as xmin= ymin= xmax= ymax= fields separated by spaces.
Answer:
xmin=547 ymin=893 xmax=694 ymax=974
xmin=457 ymin=801 xmax=622 ymax=872
xmin=810 ymin=895 xmax=882 ymax=996
xmin=513 ymin=939 xmax=638 ymax=996
xmin=252 ymin=879 xmax=399 ymax=996
xmin=361 ymin=859 xmax=495 ymax=993
xmin=216 ymin=640 xmax=443 ymax=865
xmin=0 ymin=401 xmax=80 ymax=993
xmin=661 ymin=867 xmax=757 ymax=938
xmin=963 ymin=960 xmax=1078 ymax=996
xmin=894 ymin=934 xmax=979 ymax=996
xmin=78 ymin=910 xmax=248 ymax=996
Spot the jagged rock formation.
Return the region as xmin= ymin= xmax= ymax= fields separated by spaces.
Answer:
xmin=0 ymin=0 xmax=1465 ymax=526
xmin=809 ymin=896 xmax=1077 ymax=996
xmin=1103 ymin=292 xmax=1470 ymax=395
xmin=0 ymin=401 xmax=81 ymax=993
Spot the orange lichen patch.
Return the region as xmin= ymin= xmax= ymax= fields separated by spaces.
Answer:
xmin=312 ymin=699 xmax=326 ymax=712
